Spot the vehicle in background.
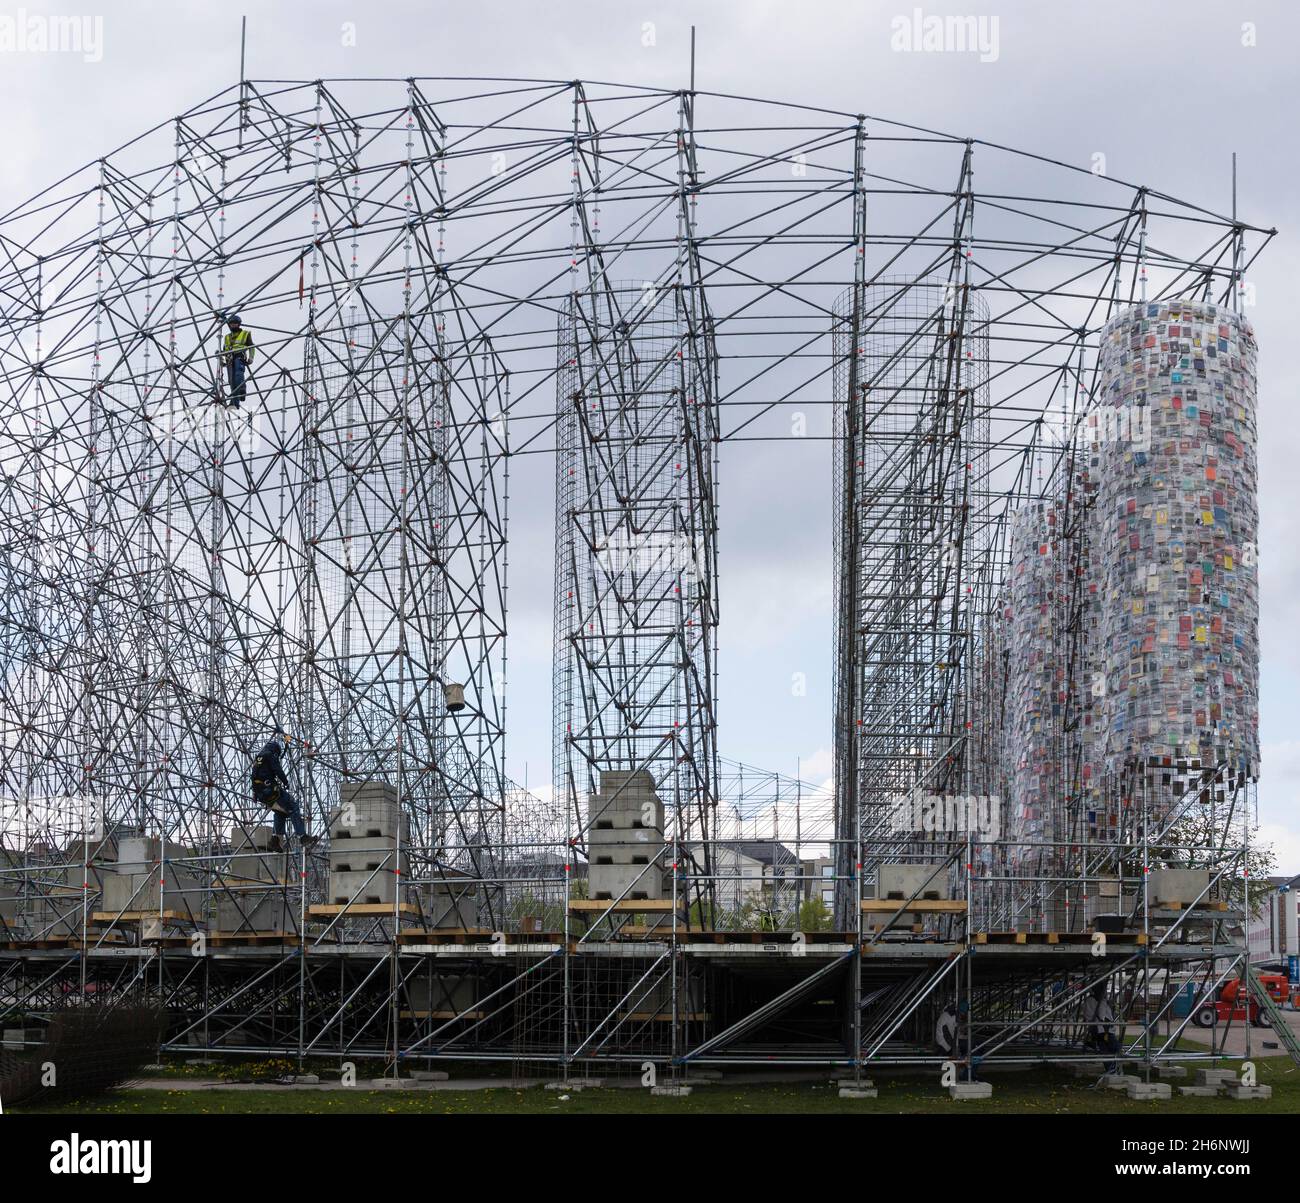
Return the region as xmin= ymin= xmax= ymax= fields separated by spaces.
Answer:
xmin=1178 ymin=973 xmax=1288 ymax=1028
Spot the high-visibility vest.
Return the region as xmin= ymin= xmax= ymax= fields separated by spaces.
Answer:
xmin=223 ymin=328 xmax=254 ymax=364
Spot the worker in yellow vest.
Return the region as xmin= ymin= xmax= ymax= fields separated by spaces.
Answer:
xmin=220 ymin=314 xmax=255 ymax=406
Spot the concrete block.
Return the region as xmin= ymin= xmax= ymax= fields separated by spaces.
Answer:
xmin=113 ymin=836 xmax=157 ymax=874
xmin=588 ymin=771 xmax=664 ymax=830
xmin=333 ymin=782 xmax=402 ymax=836
xmin=368 ymin=1078 xmax=417 ymax=1089
xmin=650 ymin=1084 xmax=692 ymax=1097
xmin=1082 ymin=878 xmax=1125 ymax=921
xmin=590 ymin=817 xmax=664 ymax=840
xmin=340 ymin=780 xmax=398 ymax=803
xmin=589 ymin=841 xmax=662 ymax=875
xmin=1103 ymin=1074 xmax=1135 ymax=1089
xmin=329 ymin=815 xmax=409 ymax=842
xmin=545 ymin=1081 xmax=582 ymax=1092
xmin=225 ymin=828 xmax=283 ymax=887
xmin=1149 ymin=868 xmax=1210 ymax=907
xmin=113 ymin=837 xmax=194 ymax=875
xmin=328 ymin=830 xmax=407 ymax=869
xmin=860 ymin=875 xmax=933 ymax=928
xmin=226 ymin=851 xmax=281 ymax=882
xmin=1153 ymin=1065 xmax=1188 ymax=1079
xmin=291 ymin=1074 xmax=320 ymax=1085
xmin=594 ymin=769 xmax=659 ymax=799
xmin=409 ymin=1070 xmax=449 ymax=1082
xmin=328 ymin=848 xmax=408 ymax=877
xmin=588 ymin=779 xmax=664 ymax=832
xmin=838 ymin=1087 xmax=878 ymax=1099
xmin=1220 ymin=1084 xmax=1272 ymax=1100
xmin=231 ymin=825 xmax=278 ymax=853
xmin=587 ymin=840 xmax=668 ymax=868
xmin=836 ymin=1078 xmax=875 ymax=1088
xmin=1124 ymin=1081 xmax=1172 ymax=1100
xmin=328 ymin=868 xmax=399 ymax=906
xmin=102 ymin=872 xmax=148 ymax=913
xmin=1178 ymin=1085 xmax=1220 ymax=1097
xmin=948 ymin=1081 xmax=992 ymax=1100
xmin=103 ymin=866 xmax=204 ymax=918
xmin=426 ymin=882 xmax=478 ymax=929
xmin=215 ymin=894 xmax=294 ymax=934
xmin=878 ymin=863 xmax=950 ymax=901
xmin=589 ymin=862 xmax=668 ymax=901
xmin=1195 ymin=1068 xmax=1239 ymax=1087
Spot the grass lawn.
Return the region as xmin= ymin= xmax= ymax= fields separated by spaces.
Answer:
xmin=15 ymin=1057 xmax=1300 ymax=1115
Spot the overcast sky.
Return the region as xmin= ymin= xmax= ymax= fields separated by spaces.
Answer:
xmin=3 ymin=0 xmax=1296 ymax=866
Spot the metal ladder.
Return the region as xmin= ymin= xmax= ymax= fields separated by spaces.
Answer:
xmin=1246 ymin=965 xmax=1300 ymax=1065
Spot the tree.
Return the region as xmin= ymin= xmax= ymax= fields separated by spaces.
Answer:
xmin=796 ymin=896 xmax=834 ymax=932
xmin=732 ymin=887 xmax=781 ymax=931
xmin=1149 ymin=808 xmax=1276 ymax=912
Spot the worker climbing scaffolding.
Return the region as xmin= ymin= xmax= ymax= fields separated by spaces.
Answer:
xmin=217 ymin=312 xmax=255 ymax=406
xmin=250 ymin=731 xmax=317 ymax=853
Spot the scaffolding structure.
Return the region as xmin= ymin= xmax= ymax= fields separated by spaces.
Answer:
xmin=0 ymin=76 xmax=1277 ymax=1079
xmin=554 ymin=283 xmax=720 ymax=910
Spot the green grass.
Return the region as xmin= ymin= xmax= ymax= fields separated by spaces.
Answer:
xmin=15 ymin=1057 xmax=1300 ymax=1115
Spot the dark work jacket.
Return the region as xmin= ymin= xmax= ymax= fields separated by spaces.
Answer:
xmin=250 ymin=740 xmax=289 ymax=797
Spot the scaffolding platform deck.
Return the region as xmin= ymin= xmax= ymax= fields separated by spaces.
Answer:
xmin=307 ymin=903 xmax=420 ymax=918
xmin=973 ymin=930 xmax=1149 ymax=946
xmin=89 ymin=911 xmax=199 ymax=924
xmin=569 ymin=900 xmax=683 ymax=913
xmin=397 ymin=927 xmax=497 ymax=942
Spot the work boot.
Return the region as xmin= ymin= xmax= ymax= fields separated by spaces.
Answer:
xmin=268 ymin=835 xmax=284 ymax=854
xmin=300 ymin=834 xmax=320 ymax=850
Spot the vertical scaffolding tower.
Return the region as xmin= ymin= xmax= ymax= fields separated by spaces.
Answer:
xmin=554 ymin=283 xmax=720 ymax=908
xmin=833 ymin=274 xmax=991 ymax=924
